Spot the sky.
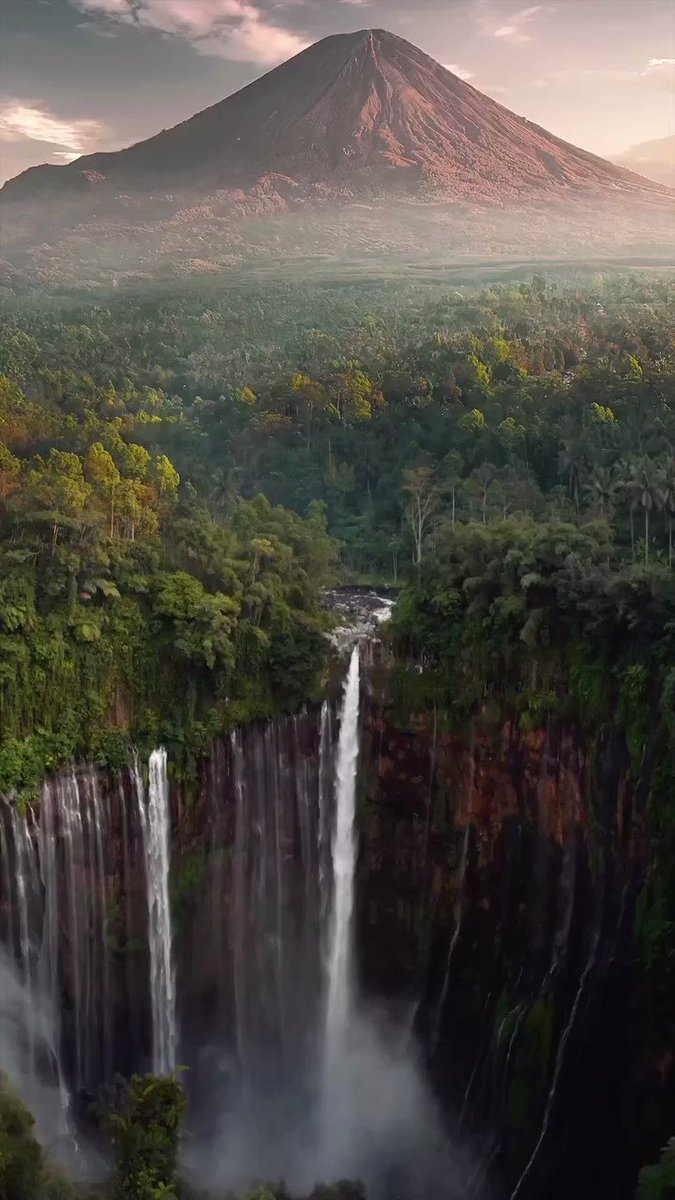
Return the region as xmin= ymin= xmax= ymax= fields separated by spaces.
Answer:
xmin=1 ymin=0 xmax=674 ymax=184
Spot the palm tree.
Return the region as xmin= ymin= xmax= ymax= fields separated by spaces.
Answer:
xmin=618 ymin=460 xmax=642 ymax=563
xmin=559 ymin=438 xmax=585 ymax=512
xmin=584 ymin=466 xmax=620 ymax=517
xmin=632 ymin=459 xmax=664 ymax=565
xmin=661 ymin=457 xmax=675 ymax=570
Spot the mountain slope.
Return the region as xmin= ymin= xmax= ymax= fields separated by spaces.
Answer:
xmin=1 ymin=29 xmax=672 ymax=285
xmin=2 ymin=29 xmax=666 ymax=202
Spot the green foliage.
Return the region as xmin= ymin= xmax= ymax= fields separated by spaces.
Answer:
xmin=102 ymin=1074 xmax=187 ymax=1200
xmin=390 ymin=519 xmax=675 ymax=730
xmin=0 ymin=493 xmax=334 ymax=793
xmin=0 ymin=1076 xmax=76 ymax=1200
xmin=637 ymin=1138 xmax=675 ymax=1199
xmin=2 ymin=273 xmax=674 ymax=582
xmin=0 ymin=1077 xmax=43 ymax=1200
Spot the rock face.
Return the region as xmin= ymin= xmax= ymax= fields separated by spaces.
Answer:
xmin=0 ymin=694 xmax=670 ymax=1197
xmin=1 ymin=30 xmax=672 ymax=282
xmin=357 ymin=708 xmax=656 ymax=1199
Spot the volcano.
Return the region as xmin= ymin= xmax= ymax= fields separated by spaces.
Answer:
xmin=1 ymin=29 xmax=672 ymax=284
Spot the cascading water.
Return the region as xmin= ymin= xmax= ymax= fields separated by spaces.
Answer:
xmin=323 ymin=646 xmax=361 ymax=1083
xmin=136 ymin=748 xmax=176 ymax=1076
xmin=0 ymin=619 xmax=473 ymax=1197
xmin=0 ymin=796 xmax=71 ymax=1162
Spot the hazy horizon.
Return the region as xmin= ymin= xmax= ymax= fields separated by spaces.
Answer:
xmin=1 ymin=0 xmax=674 ymax=186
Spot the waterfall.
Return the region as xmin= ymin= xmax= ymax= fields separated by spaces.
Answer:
xmin=2 ymin=803 xmax=42 ymax=1072
xmin=317 ymin=700 xmax=333 ymax=927
xmin=321 ymin=645 xmax=361 ymax=1160
xmin=136 ymin=749 xmax=176 ymax=1076
xmin=325 ymin=645 xmax=361 ymax=1064
xmin=228 ymin=716 xmax=330 ymax=1097
xmin=0 ymin=797 xmax=70 ymax=1156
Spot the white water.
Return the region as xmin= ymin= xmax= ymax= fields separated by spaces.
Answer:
xmin=317 ymin=700 xmax=333 ymax=929
xmin=1 ymin=796 xmax=73 ymax=1166
xmin=137 ymin=749 xmax=177 ymax=1075
xmin=321 ymin=645 xmax=361 ymax=1165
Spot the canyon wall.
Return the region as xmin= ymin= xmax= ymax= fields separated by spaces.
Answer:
xmin=357 ymin=703 xmax=662 ymax=1198
xmin=0 ymin=679 xmax=671 ymax=1197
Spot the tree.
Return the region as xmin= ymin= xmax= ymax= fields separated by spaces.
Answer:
xmin=328 ymin=370 xmax=375 ymax=424
xmin=619 ymin=460 xmax=641 ymax=563
xmin=118 ymin=442 xmax=151 ymax=480
xmin=584 ymin=466 xmax=620 ymax=518
xmin=102 ymin=1074 xmax=187 ymax=1200
xmin=403 ymin=464 xmax=439 ymax=568
xmin=637 ymin=1137 xmax=675 ymax=1199
xmin=151 ymin=455 xmax=180 ymax=501
xmin=86 ymin=442 xmax=121 ymax=536
xmin=559 ymin=439 xmax=585 ymax=512
xmin=0 ymin=1076 xmax=44 ymax=1200
xmin=290 ymin=373 xmax=328 ymax=448
xmin=633 ymin=460 xmax=663 ymax=565
xmin=0 ymin=442 xmax=20 ymax=504
xmin=439 ymin=450 xmax=464 ymax=527
xmin=662 ymin=458 xmax=675 ymax=570
xmin=469 ymin=462 xmax=498 ymax=525
xmin=388 ymin=532 xmax=402 ymax=583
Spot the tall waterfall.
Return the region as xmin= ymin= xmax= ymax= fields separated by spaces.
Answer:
xmin=136 ymin=749 xmax=176 ymax=1076
xmin=319 ymin=645 xmax=361 ymax=1174
xmin=324 ymin=645 xmax=361 ymax=1073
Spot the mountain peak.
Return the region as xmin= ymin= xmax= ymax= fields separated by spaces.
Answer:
xmin=4 ymin=24 xmax=662 ymax=205
xmin=1 ymin=25 xmax=671 ymax=281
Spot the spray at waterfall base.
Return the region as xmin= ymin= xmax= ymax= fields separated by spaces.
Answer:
xmin=186 ymin=643 xmax=474 ymax=1198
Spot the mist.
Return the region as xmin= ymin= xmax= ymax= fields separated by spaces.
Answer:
xmin=0 ymin=949 xmax=77 ymax=1171
xmin=186 ymin=1000 xmax=483 ymax=1200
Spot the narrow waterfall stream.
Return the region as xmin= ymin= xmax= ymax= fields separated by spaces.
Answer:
xmin=137 ymin=748 xmax=176 ymax=1076
xmin=321 ymin=645 xmax=361 ymax=1170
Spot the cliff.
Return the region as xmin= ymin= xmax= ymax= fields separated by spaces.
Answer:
xmin=358 ymin=708 xmax=661 ymax=1198
xmin=0 ymin=690 xmax=671 ymax=1197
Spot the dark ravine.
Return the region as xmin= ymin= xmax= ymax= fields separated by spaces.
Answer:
xmin=0 ymin=654 xmax=671 ymax=1197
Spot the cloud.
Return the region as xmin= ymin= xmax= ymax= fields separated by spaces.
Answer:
xmin=474 ymin=2 xmax=547 ymax=45
xmin=535 ymin=58 xmax=674 ymax=95
xmin=0 ymin=100 xmax=105 ymax=162
xmin=74 ymin=0 xmax=130 ymax=11
xmin=443 ymin=63 xmax=474 ymax=80
xmin=641 ymin=58 xmax=675 ymax=89
xmin=493 ymin=5 xmax=544 ymax=44
xmin=70 ymin=0 xmax=310 ymax=65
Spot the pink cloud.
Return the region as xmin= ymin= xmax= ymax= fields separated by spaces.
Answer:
xmin=71 ymin=0 xmax=309 ymax=64
xmin=0 ymin=100 xmax=105 ymax=156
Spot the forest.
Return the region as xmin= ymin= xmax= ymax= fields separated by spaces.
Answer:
xmin=3 ymin=272 xmax=674 ymax=579
xmin=1 ymin=273 xmax=674 ymax=775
